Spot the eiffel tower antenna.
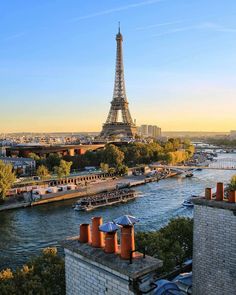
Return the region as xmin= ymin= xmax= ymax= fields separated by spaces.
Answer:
xmin=100 ymin=28 xmax=137 ymax=138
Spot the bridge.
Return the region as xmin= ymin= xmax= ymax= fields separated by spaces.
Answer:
xmin=151 ymin=158 xmax=236 ymax=171
xmin=195 ymin=146 xmax=236 ymax=152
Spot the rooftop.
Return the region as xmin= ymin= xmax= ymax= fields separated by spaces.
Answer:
xmin=61 ymin=237 xmax=162 ymax=280
xmin=192 ymin=197 xmax=236 ymax=211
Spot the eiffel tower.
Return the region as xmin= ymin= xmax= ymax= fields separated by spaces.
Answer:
xmin=100 ymin=26 xmax=137 ymax=138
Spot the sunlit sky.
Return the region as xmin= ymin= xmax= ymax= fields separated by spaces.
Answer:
xmin=1 ymin=0 xmax=236 ymax=133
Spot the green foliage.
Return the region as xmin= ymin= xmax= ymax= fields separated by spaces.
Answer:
xmin=62 ymin=139 xmax=194 ymax=170
xmin=0 ymin=247 xmax=65 ymax=295
xmin=229 ymin=175 xmax=236 ymax=190
xmin=100 ymin=162 xmax=109 ymax=173
xmin=102 ymin=144 xmax=124 ymax=167
xmin=28 ymin=153 xmax=40 ymax=162
xmin=54 ymin=160 xmax=72 ymax=178
xmin=116 ymin=164 xmax=129 ymax=175
xmin=36 ymin=165 xmax=50 ymax=180
xmin=45 ymin=154 xmax=61 ymax=171
xmin=135 ymin=217 xmax=193 ymax=273
xmin=169 ymin=150 xmax=189 ymax=165
xmin=0 ymin=160 xmax=16 ymax=201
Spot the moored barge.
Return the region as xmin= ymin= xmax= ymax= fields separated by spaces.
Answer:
xmin=74 ymin=189 xmax=137 ymax=211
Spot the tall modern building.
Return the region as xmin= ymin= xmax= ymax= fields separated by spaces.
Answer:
xmin=100 ymin=27 xmax=137 ymax=138
xmin=139 ymin=125 xmax=161 ymax=138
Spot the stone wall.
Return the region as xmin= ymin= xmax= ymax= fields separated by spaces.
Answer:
xmin=193 ymin=202 xmax=236 ymax=295
xmin=65 ymin=249 xmax=135 ymax=295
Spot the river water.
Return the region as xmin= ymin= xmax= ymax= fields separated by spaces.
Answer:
xmin=0 ymin=153 xmax=235 ymax=270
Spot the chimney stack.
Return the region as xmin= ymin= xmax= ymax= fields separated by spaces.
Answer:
xmin=92 ymin=217 xmax=104 ymax=248
xmin=79 ymin=224 xmax=91 ymax=243
xmin=216 ymin=182 xmax=224 ymax=201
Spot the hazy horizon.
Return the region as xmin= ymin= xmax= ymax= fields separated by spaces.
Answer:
xmin=1 ymin=1 xmax=236 ymax=133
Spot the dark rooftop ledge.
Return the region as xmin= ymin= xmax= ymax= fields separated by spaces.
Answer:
xmin=61 ymin=237 xmax=163 ymax=279
xmin=192 ymin=197 xmax=236 ymax=211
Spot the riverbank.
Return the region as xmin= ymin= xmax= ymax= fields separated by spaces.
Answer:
xmin=0 ymin=172 xmax=177 ymax=212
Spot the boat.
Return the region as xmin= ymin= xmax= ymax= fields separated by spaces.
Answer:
xmin=185 ymin=173 xmax=193 ymax=178
xmin=74 ymin=189 xmax=137 ymax=211
xmin=182 ymin=200 xmax=194 ymax=208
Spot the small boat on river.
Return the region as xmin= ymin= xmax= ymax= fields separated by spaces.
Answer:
xmin=74 ymin=189 xmax=137 ymax=212
xmin=182 ymin=200 xmax=194 ymax=208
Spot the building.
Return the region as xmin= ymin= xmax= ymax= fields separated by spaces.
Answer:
xmin=0 ymin=146 xmax=6 ymax=156
xmin=0 ymin=157 xmax=36 ymax=175
xmin=192 ymin=183 xmax=236 ymax=295
xmin=230 ymin=130 xmax=236 ymax=139
xmin=100 ymin=27 xmax=137 ymax=138
xmin=62 ymin=216 xmax=162 ymax=295
xmin=139 ymin=125 xmax=161 ymax=138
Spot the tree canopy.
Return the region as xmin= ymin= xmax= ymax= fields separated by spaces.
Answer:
xmin=0 ymin=160 xmax=16 ymax=201
xmin=36 ymin=165 xmax=50 ymax=180
xmin=54 ymin=160 xmax=72 ymax=178
xmin=0 ymin=247 xmax=65 ymax=295
xmin=135 ymin=217 xmax=193 ymax=273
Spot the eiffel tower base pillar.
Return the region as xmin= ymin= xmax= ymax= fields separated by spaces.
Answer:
xmin=100 ymin=123 xmax=137 ymax=138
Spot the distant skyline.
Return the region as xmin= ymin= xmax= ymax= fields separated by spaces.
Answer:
xmin=1 ymin=0 xmax=236 ymax=132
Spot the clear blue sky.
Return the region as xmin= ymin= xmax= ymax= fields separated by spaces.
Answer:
xmin=1 ymin=0 xmax=236 ymax=132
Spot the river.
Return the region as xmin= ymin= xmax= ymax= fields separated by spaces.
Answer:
xmin=0 ymin=153 xmax=235 ymax=270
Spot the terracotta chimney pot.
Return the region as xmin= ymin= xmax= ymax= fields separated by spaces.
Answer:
xmin=228 ymin=191 xmax=236 ymax=203
xmin=205 ymin=188 xmax=212 ymax=200
xmin=216 ymin=182 xmax=224 ymax=201
xmin=104 ymin=232 xmax=118 ymax=254
xmin=79 ymin=224 xmax=91 ymax=243
xmin=92 ymin=217 xmax=104 ymax=248
xmin=120 ymin=225 xmax=135 ymax=260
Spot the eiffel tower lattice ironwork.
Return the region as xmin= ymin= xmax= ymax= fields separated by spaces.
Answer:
xmin=100 ymin=26 xmax=137 ymax=138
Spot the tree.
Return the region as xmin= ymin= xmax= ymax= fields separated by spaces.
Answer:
xmin=46 ymin=153 xmax=61 ymax=171
xmin=36 ymin=165 xmax=50 ymax=180
xmin=117 ymin=164 xmax=129 ymax=175
xmin=102 ymin=144 xmax=124 ymax=167
xmin=0 ymin=160 xmax=16 ymax=201
xmin=100 ymin=162 xmax=109 ymax=173
xmin=0 ymin=247 xmax=65 ymax=295
xmin=54 ymin=160 xmax=72 ymax=178
xmin=28 ymin=152 xmax=40 ymax=162
xmin=136 ymin=217 xmax=193 ymax=273
xmin=229 ymin=175 xmax=236 ymax=190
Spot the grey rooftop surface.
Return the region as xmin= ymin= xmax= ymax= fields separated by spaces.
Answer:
xmin=192 ymin=197 xmax=236 ymax=211
xmin=61 ymin=237 xmax=163 ymax=279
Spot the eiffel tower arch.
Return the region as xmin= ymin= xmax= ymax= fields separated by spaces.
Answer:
xmin=100 ymin=27 xmax=137 ymax=138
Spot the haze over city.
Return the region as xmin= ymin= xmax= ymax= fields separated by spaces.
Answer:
xmin=1 ymin=0 xmax=236 ymax=132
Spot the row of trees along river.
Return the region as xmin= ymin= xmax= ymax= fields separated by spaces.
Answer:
xmin=28 ymin=138 xmax=195 ymax=181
